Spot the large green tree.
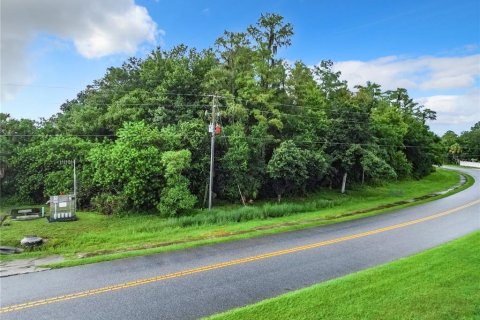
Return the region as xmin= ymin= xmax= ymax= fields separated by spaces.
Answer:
xmin=88 ymin=122 xmax=164 ymax=212
xmin=267 ymin=140 xmax=309 ymax=202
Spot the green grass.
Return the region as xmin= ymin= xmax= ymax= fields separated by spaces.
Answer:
xmin=207 ymin=231 xmax=480 ymax=320
xmin=0 ymin=168 xmax=472 ymax=267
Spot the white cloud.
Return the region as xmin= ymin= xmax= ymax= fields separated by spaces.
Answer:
xmin=333 ymin=54 xmax=480 ymax=92
xmin=419 ymin=90 xmax=480 ymax=126
xmin=418 ymin=95 xmax=459 ymax=113
xmin=1 ymin=0 xmax=159 ymax=101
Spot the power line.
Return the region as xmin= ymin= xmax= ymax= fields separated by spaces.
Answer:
xmin=3 ymin=86 xmax=425 ymax=120
xmin=254 ymin=110 xmax=371 ymax=123
xmin=1 ymin=134 xmax=116 ymax=138
xmin=216 ymin=135 xmax=432 ymax=149
xmin=1 ymin=132 xmax=437 ymax=150
xmin=1 ymin=82 xmax=406 ymax=114
xmin=2 ymin=83 xmax=220 ymax=99
xmin=1 ymin=83 xmax=78 ymax=89
xmin=3 ymin=103 xmax=379 ymax=119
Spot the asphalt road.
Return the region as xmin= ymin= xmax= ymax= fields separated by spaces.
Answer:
xmin=1 ymin=167 xmax=479 ymax=320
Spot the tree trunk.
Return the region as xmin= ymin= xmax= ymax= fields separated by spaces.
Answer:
xmin=362 ymin=169 xmax=365 ymax=185
xmin=237 ymin=184 xmax=246 ymax=206
xmin=341 ymin=172 xmax=347 ymax=194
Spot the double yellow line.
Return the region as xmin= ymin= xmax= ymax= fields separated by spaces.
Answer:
xmin=2 ymin=199 xmax=479 ymax=314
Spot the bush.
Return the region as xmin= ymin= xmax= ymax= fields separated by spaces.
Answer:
xmin=91 ymin=193 xmax=128 ymax=215
xmin=157 ymin=150 xmax=197 ymax=217
xmin=157 ymin=185 xmax=197 ymax=217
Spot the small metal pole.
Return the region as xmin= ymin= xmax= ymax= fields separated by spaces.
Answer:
xmin=73 ymin=159 xmax=77 ymax=213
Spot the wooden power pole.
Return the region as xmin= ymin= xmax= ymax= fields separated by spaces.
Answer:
xmin=208 ymin=96 xmax=217 ymax=210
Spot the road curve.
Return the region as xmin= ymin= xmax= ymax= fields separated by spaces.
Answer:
xmin=1 ymin=167 xmax=479 ymax=320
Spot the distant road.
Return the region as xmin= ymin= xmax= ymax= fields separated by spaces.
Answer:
xmin=1 ymin=167 xmax=479 ymax=320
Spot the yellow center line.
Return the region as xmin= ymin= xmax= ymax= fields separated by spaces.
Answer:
xmin=1 ymin=199 xmax=479 ymax=314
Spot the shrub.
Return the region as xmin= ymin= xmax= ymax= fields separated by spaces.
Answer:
xmin=91 ymin=193 xmax=128 ymax=215
xmin=157 ymin=150 xmax=197 ymax=217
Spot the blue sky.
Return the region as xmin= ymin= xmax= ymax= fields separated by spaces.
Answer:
xmin=1 ymin=0 xmax=479 ymax=134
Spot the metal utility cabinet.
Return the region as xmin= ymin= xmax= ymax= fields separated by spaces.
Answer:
xmin=49 ymin=194 xmax=77 ymax=222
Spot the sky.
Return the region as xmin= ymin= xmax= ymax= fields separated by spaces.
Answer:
xmin=1 ymin=0 xmax=479 ymax=135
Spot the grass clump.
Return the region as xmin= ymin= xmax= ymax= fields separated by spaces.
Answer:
xmin=173 ymin=199 xmax=335 ymax=227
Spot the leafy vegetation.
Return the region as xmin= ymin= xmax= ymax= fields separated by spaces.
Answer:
xmin=207 ymin=231 xmax=480 ymax=320
xmin=89 ymin=122 xmax=164 ymax=212
xmin=158 ymin=149 xmax=196 ymax=216
xmin=440 ymin=122 xmax=480 ymax=164
xmin=1 ymin=13 xmax=447 ymax=215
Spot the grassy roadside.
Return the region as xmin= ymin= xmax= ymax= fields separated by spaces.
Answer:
xmin=207 ymin=231 xmax=480 ymax=320
xmin=0 ymin=168 xmax=473 ymax=268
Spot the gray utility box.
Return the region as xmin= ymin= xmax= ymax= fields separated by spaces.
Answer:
xmin=49 ymin=194 xmax=77 ymax=222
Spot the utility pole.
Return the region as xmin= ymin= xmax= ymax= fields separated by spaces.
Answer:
xmin=208 ymin=96 xmax=217 ymax=210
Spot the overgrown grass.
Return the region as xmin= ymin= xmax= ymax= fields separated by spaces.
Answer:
xmin=171 ymin=199 xmax=338 ymax=227
xmin=207 ymin=231 xmax=480 ymax=320
xmin=0 ymin=168 xmax=472 ymax=267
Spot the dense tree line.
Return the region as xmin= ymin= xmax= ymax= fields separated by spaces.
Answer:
xmin=440 ymin=122 xmax=480 ymax=164
xmin=0 ymin=14 xmax=445 ymax=215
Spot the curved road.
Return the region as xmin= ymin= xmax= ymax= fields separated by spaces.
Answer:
xmin=1 ymin=167 xmax=479 ymax=320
